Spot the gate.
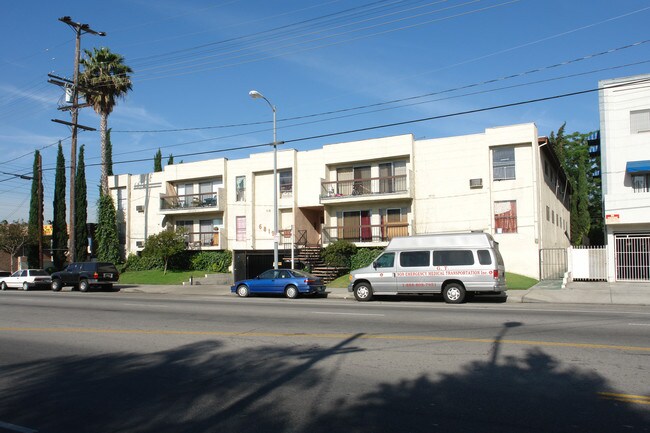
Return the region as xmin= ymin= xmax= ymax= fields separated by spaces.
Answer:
xmin=570 ymin=246 xmax=607 ymax=281
xmin=539 ymin=248 xmax=568 ymax=280
xmin=615 ymin=233 xmax=650 ymax=281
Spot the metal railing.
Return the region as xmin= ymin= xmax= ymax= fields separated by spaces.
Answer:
xmin=161 ymin=193 xmax=219 ymax=210
xmin=320 ymin=175 xmax=407 ymax=199
xmin=322 ymin=223 xmax=409 ymax=244
xmin=184 ymin=230 xmax=221 ymax=248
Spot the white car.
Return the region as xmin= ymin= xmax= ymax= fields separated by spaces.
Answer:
xmin=0 ymin=269 xmax=51 ymax=291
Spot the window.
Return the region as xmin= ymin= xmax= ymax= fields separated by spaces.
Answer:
xmin=279 ymin=170 xmax=292 ymax=197
xmin=433 ymin=250 xmax=475 ymax=266
xmin=400 ymin=251 xmax=430 ymax=267
xmin=381 ymin=208 xmax=408 ymax=240
xmin=494 ymin=200 xmax=518 ymax=233
xmin=477 ymin=250 xmax=492 ymax=265
xmin=176 ymin=220 xmax=193 ymax=242
xmin=493 ymin=146 xmax=516 ymax=180
xmin=546 ymin=206 xmax=550 ymax=221
xmin=236 ymin=176 xmax=246 ymax=202
xmin=236 ymin=216 xmax=246 ymax=241
xmin=379 ymin=161 xmax=407 ymax=193
xmin=375 ymin=252 xmax=395 ymax=268
xmin=630 ymin=109 xmax=650 ymax=134
xmin=633 ymin=174 xmax=650 ymax=193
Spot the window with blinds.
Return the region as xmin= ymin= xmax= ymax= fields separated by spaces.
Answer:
xmin=630 ymin=109 xmax=650 ymax=134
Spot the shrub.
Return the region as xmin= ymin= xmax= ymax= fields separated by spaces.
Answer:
xmin=190 ymin=251 xmax=232 ymax=273
xmin=350 ymin=248 xmax=383 ymax=270
xmin=322 ymin=240 xmax=357 ymax=268
xmin=122 ymin=253 xmax=164 ymax=272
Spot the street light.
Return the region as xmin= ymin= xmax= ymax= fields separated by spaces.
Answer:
xmin=249 ymin=90 xmax=279 ymax=269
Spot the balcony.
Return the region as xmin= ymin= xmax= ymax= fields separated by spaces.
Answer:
xmin=322 ymin=223 xmax=409 ymax=245
xmin=160 ymin=191 xmax=224 ymax=214
xmin=320 ymin=174 xmax=411 ymax=203
xmin=184 ymin=230 xmax=222 ymax=249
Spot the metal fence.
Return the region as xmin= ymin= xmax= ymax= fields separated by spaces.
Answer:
xmin=539 ymin=248 xmax=568 ymax=280
xmin=615 ymin=234 xmax=650 ymax=281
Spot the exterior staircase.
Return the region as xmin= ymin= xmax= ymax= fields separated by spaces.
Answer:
xmin=288 ymin=245 xmax=348 ymax=284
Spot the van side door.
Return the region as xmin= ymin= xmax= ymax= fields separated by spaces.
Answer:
xmin=396 ymin=250 xmax=436 ymax=293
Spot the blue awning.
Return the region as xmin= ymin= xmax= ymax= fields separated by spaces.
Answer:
xmin=626 ymin=160 xmax=650 ymax=173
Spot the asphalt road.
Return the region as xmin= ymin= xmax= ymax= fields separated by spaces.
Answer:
xmin=1 ymin=291 xmax=649 ymax=433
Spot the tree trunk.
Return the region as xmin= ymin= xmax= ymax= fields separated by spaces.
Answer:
xmin=100 ymin=113 xmax=109 ymax=195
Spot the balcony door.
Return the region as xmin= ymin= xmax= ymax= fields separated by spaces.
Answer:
xmin=342 ymin=210 xmax=371 ymax=242
xmin=353 ymin=166 xmax=371 ymax=195
xmin=379 ymin=161 xmax=406 ymax=193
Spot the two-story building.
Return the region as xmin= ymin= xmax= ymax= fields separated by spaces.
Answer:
xmin=599 ymin=73 xmax=650 ymax=281
xmin=109 ymin=122 xmax=571 ymax=280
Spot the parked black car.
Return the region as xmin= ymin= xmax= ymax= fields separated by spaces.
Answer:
xmin=50 ymin=262 xmax=120 ymax=292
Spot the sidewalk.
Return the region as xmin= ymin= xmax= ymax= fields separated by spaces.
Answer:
xmin=119 ymin=281 xmax=650 ymax=306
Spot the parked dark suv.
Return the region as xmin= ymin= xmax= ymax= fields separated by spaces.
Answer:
xmin=50 ymin=262 xmax=120 ymax=292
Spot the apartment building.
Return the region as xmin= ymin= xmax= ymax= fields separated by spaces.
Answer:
xmin=599 ymin=74 xmax=650 ymax=281
xmin=109 ymin=123 xmax=570 ymax=279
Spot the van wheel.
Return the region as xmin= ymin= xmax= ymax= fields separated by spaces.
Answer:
xmin=285 ymin=285 xmax=299 ymax=299
xmin=443 ymin=283 xmax=466 ymax=304
xmin=354 ymin=283 xmax=373 ymax=302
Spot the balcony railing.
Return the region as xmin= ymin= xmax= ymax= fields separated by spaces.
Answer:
xmin=322 ymin=223 xmax=409 ymax=244
xmin=321 ymin=175 xmax=407 ymax=199
xmin=161 ymin=193 xmax=219 ymax=210
xmin=184 ymin=230 xmax=221 ymax=248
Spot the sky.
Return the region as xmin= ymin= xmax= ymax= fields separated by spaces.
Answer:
xmin=1 ymin=0 xmax=650 ymax=224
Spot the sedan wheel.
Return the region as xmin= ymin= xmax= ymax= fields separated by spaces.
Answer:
xmin=236 ymin=285 xmax=250 ymax=297
xmin=285 ymin=285 xmax=299 ymax=299
xmin=22 ymin=282 xmax=29 ymax=291
xmin=0 ymin=282 xmax=7 ymax=291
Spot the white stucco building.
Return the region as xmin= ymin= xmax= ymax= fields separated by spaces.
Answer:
xmin=109 ymin=122 xmax=571 ymax=280
xmin=599 ymin=74 xmax=650 ymax=281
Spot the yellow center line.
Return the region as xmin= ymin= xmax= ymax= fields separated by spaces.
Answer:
xmin=599 ymin=392 xmax=650 ymax=405
xmin=1 ymin=326 xmax=650 ymax=352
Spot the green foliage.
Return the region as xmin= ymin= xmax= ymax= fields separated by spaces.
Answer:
xmin=0 ymin=220 xmax=28 ymax=272
xmin=143 ymin=228 xmax=187 ymax=273
xmin=190 ymin=251 xmax=232 ymax=273
xmin=167 ymin=154 xmax=174 ymax=166
xmin=26 ymin=151 xmax=42 ymax=268
xmin=123 ymin=253 xmax=164 ymax=271
xmin=350 ymin=248 xmax=383 ymax=270
xmin=52 ymin=143 xmax=68 ymax=270
xmin=106 ymin=128 xmax=113 ymax=176
xmin=154 ymin=148 xmax=162 ymax=172
xmin=74 ymin=145 xmax=89 ymax=261
xmin=95 ymin=193 xmax=121 ymax=264
xmin=322 ymin=240 xmax=357 ymax=268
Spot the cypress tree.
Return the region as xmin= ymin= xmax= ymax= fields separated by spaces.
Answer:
xmin=106 ymin=128 xmax=114 ymax=177
xmin=153 ymin=149 xmax=162 ymax=172
xmin=26 ymin=151 xmax=43 ymax=268
xmin=95 ymin=193 xmax=121 ymax=263
xmin=167 ymin=154 xmax=174 ymax=166
xmin=52 ymin=142 xmax=68 ymax=269
xmin=75 ymin=145 xmax=89 ymax=261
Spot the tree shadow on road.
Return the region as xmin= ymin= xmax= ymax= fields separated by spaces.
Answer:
xmin=0 ymin=324 xmax=647 ymax=433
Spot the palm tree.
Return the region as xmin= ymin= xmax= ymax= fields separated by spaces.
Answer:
xmin=79 ymin=47 xmax=133 ymax=194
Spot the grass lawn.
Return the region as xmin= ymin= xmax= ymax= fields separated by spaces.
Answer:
xmin=118 ymin=270 xmax=198 ymax=285
xmin=328 ymin=272 xmax=538 ymax=290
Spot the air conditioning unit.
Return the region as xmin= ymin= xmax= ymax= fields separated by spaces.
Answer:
xmin=469 ymin=178 xmax=483 ymax=189
xmin=136 ymin=241 xmax=144 ymax=248
xmin=136 ymin=205 xmax=144 ymax=212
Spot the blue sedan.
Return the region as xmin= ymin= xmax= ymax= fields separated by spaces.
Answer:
xmin=231 ymin=269 xmax=326 ymax=299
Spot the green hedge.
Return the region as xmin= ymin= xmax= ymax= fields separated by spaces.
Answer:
xmin=122 ymin=250 xmax=232 ymax=273
xmin=350 ymin=248 xmax=383 ymax=270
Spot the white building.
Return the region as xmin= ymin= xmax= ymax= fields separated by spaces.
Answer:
xmin=599 ymin=74 xmax=650 ymax=281
xmin=109 ymin=122 xmax=571 ymax=280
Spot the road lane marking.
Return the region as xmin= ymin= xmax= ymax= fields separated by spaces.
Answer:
xmin=628 ymin=323 xmax=650 ymax=326
xmin=599 ymin=392 xmax=650 ymax=406
xmin=1 ymin=326 xmax=649 ymax=352
xmin=311 ymin=312 xmax=385 ymax=317
xmin=0 ymin=420 xmax=38 ymax=433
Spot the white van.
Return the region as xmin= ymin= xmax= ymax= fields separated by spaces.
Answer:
xmin=348 ymin=233 xmax=506 ymax=303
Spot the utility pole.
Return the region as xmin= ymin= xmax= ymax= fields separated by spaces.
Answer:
xmin=52 ymin=16 xmax=105 ymax=263
xmin=37 ymin=153 xmax=43 ymax=269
